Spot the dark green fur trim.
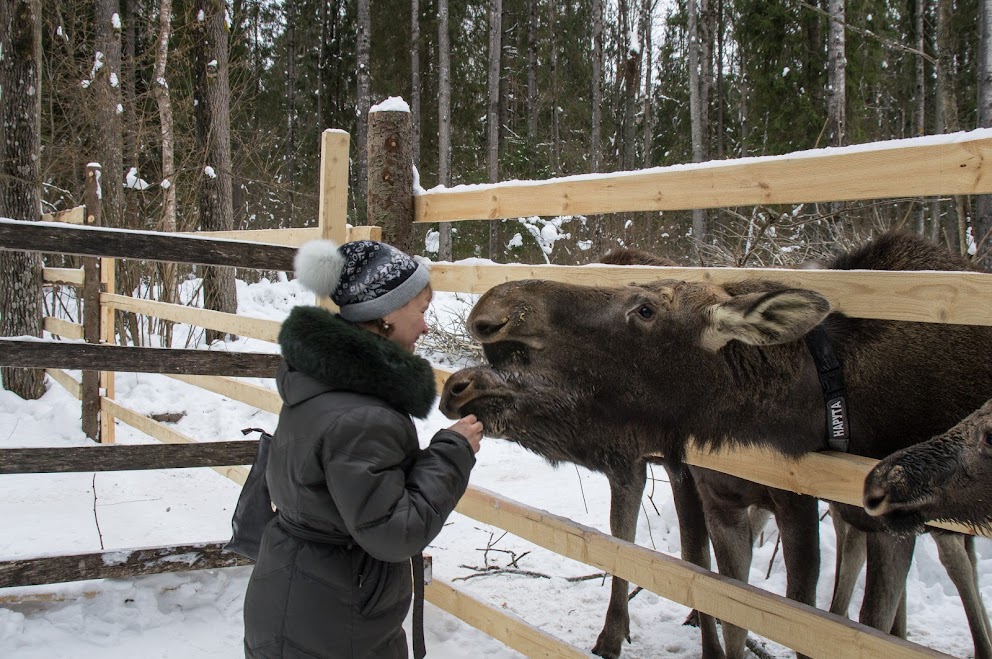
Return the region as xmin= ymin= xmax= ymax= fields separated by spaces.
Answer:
xmin=278 ymin=306 xmax=438 ymax=418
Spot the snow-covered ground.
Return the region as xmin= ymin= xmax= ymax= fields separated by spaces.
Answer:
xmin=1 ymin=277 xmax=988 ymax=658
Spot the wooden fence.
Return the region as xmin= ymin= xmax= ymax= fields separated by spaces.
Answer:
xmin=3 ymin=126 xmax=992 ymax=657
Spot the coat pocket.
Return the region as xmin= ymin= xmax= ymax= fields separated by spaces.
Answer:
xmin=356 ymin=553 xmax=410 ymax=618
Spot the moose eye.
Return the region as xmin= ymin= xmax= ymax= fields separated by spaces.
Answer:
xmin=984 ymin=430 xmax=992 ymax=448
xmin=637 ymin=305 xmax=654 ymax=319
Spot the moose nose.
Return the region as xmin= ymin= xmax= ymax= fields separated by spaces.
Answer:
xmin=440 ymin=370 xmax=481 ymax=419
xmin=469 ymin=315 xmax=510 ymax=342
xmin=863 ymin=486 xmax=891 ymax=517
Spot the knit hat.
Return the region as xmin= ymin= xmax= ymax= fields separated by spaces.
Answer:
xmin=294 ymin=239 xmax=431 ymax=322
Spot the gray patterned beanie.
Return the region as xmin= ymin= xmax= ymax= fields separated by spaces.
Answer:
xmin=294 ymin=239 xmax=430 ymax=322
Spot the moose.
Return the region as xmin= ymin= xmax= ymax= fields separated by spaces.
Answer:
xmin=864 ymin=398 xmax=992 ymax=533
xmin=440 ymin=232 xmax=992 ymax=658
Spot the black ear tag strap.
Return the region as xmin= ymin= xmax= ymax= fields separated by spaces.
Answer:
xmin=804 ymin=325 xmax=851 ymax=452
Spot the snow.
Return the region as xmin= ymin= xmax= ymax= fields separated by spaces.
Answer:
xmin=418 ymin=128 xmax=992 ymax=198
xmin=370 ymin=95 xmax=411 ymax=114
xmin=125 ymin=167 xmax=151 ymax=191
xmin=0 ymin=279 xmax=989 ymax=659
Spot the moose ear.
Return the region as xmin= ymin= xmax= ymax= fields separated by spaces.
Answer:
xmin=700 ymin=289 xmax=831 ymax=351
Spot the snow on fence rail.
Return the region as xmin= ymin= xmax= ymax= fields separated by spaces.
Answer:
xmin=3 ymin=128 xmax=992 ymax=657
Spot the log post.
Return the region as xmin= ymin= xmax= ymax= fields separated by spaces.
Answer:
xmin=367 ymin=107 xmax=414 ymax=253
xmin=82 ymin=164 xmax=103 ymax=441
xmin=316 ymin=129 xmax=350 ymax=311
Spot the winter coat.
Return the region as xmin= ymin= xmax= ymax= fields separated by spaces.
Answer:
xmin=243 ymin=305 xmax=476 ymax=658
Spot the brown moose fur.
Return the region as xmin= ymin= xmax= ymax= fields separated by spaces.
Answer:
xmin=441 ymin=232 xmax=992 ymax=659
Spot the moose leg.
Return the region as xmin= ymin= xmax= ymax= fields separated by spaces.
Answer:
xmin=592 ymin=462 xmax=647 ymax=659
xmin=932 ymin=532 xmax=992 ymax=659
xmin=828 ymin=510 xmax=866 ymax=618
xmin=661 ymin=462 xmax=725 ymax=659
xmin=698 ymin=488 xmax=753 ymax=659
xmin=770 ymin=491 xmax=820 ymax=659
xmin=859 ymin=533 xmax=915 ymax=634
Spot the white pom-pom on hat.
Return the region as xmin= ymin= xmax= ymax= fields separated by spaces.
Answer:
xmin=294 ymin=240 xmax=345 ymax=297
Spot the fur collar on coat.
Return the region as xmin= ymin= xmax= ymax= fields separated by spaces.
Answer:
xmin=278 ymin=305 xmax=437 ymax=419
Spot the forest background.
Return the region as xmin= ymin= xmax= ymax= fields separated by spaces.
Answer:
xmin=1 ymin=0 xmax=991 ymax=399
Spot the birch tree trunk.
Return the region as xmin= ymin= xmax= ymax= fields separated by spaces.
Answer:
xmin=437 ymin=0 xmax=452 ymax=260
xmin=975 ymin=0 xmax=992 ymax=270
xmin=936 ymin=0 xmax=964 ymax=252
xmin=687 ymin=0 xmax=706 ymax=243
xmin=827 ymin=0 xmax=846 ymax=148
xmin=700 ymin=0 xmax=713 ymax=153
xmin=549 ymin=0 xmax=560 ymax=173
xmin=152 ymin=0 xmax=177 ymax=347
xmin=914 ymin=0 xmax=927 ymax=234
xmin=591 ymin=0 xmax=603 ymax=172
xmin=355 ymin=0 xmax=371 ymax=223
xmin=285 ymin=0 xmax=297 ymax=225
xmin=640 ymin=0 xmax=654 ymax=167
xmin=487 ymin=0 xmax=502 ymax=260
xmin=194 ymin=0 xmax=237 ymax=344
xmin=410 ymin=0 xmax=420 ymax=166
xmin=526 ymin=0 xmax=538 ymax=141
xmin=827 ymin=0 xmax=847 ymax=232
xmin=0 ymin=0 xmax=45 ymax=399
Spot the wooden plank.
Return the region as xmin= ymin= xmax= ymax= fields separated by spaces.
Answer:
xmin=100 ymin=256 xmax=116 ymax=444
xmin=45 ymin=368 xmax=81 ymax=399
xmin=424 ymin=579 xmax=589 ymax=658
xmin=319 ymin=130 xmax=350 ymax=246
xmin=0 ymin=543 xmax=251 ymax=589
xmin=43 ymin=317 xmax=84 ymax=340
xmin=317 ymin=130 xmax=350 ymax=312
xmin=415 ymin=131 xmax=992 ymax=222
xmin=680 ymin=445 xmax=983 ymax=537
xmin=349 ymin=225 xmax=382 ymax=241
xmin=183 ymin=225 xmax=378 ymax=246
xmin=0 ymin=339 xmax=281 ymax=377
xmin=0 ymin=441 xmax=258 ymax=475
xmin=166 ymin=374 xmax=281 ymax=415
xmin=101 ymin=398 xmax=250 ymax=486
xmin=434 ymin=366 xmax=454 ymax=392
xmin=428 ymin=263 xmax=992 ymax=326
xmin=41 ymin=206 xmax=85 ymax=225
xmin=183 ymin=227 xmax=319 ymax=246
xmin=42 ymin=267 xmax=84 ymax=286
xmin=454 ymin=486 xmax=947 ymax=659
xmin=0 ymin=218 xmax=297 ymax=271
xmin=102 ymin=294 xmax=281 ymax=343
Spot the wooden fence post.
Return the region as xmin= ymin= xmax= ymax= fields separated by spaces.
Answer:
xmin=367 ymin=108 xmax=414 ymax=253
xmin=81 ymin=164 xmax=102 ymax=441
xmin=99 ymin=255 xmax=116 ymax=444
xmin=317 ymin=129 xmax=350 ymax=311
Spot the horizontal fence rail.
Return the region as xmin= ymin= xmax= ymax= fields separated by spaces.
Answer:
xmin=429 ymin=263 xmax=992 ymax=326
xmin=455 ymin=486 xmax=948 ymax=659
xmin=0 ymin=218 xmax=297 ymax=270
xmin=424 ymin=578 xmax=589 ymax=658
xmin=102 ymin=294 xmax=282 ymax=343
xmin=0 ymin=339 xmax=280 ymax=377
xmin=0 ymin=441 xmax=258 ymax=475
xmin=678 ymin=446 xmax=981 ymax=537
xmin=414 ymin=130 xmax=992 ymax=222
xmin=0 ymin=543 xmax=251 ymax=589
